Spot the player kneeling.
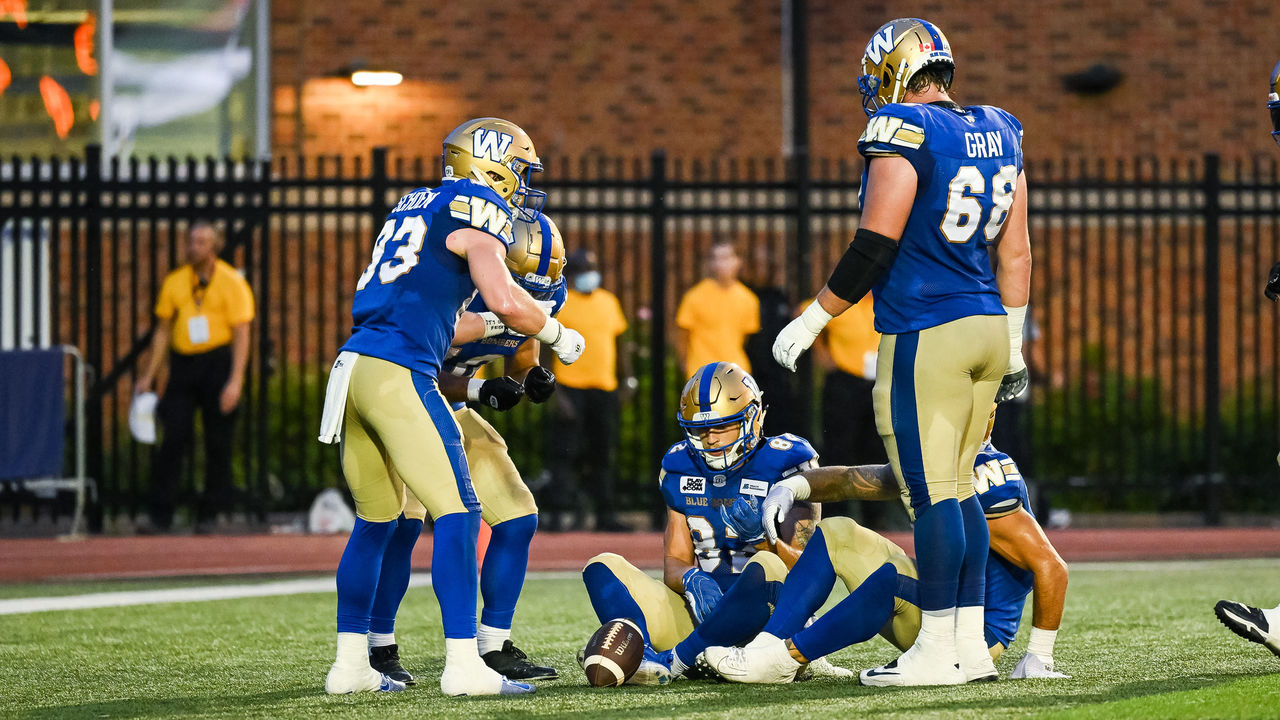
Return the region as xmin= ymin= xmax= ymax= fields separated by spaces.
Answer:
xmin=705 ymin=408 xmax=1070 ymax=684
xmin=579 ymin=362 xmax=851 ymax=685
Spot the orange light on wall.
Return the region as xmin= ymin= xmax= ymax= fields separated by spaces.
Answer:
xmin=0 ymin=0 xmax=27 ymax=29
xmin=39 ymin=76 xmax=74 ymax=139
xmin=74 ymin=13 xmax=97 ymax=76
xmin=0 ymin=58 xmax=10 ymax=98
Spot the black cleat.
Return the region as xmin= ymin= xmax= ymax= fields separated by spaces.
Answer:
xmin=1215 ymin=600 xmax=1280 ymax=657
xmin=369 ymin=644 xmax=416 ymax=685
xmin=482 ymin=640 xmax=559 ymax=681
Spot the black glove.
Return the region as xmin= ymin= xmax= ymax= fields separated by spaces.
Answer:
xmin=995 ymin=367 xmax=1028 ymax=403
xmin=476 ymin=377 xmax=525 ymax=411
xmin=523 ymin=366 xmax=557 ymax=403
xmin=1265 ymin=261 xmax=1280 ymax=302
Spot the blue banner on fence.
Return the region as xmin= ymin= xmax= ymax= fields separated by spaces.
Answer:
xmin=0 ymin=350 xmax=65 ymax=481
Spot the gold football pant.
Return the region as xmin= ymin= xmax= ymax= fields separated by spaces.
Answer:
xmin=873 ymin=314 xmax=1008 ymax=517
xmin=582 ymin=551 xmax=788 ymax=652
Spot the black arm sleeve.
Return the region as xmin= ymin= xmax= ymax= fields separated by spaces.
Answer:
xmin=825 ymin=228 xmax=900 ymax=304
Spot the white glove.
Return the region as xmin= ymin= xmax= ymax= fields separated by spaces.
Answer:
xmin=535 ymin=299 xmax=556 ymax=316
xmin=773 ymin=302 xmax=834 ymax=372
xmin=761 ymin=476 xmax=810 ymax=545
xmin=535 ymin=317 xmax=586 ymax=364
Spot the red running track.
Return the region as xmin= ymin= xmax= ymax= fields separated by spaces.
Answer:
xmin=2 ymin=527 xmax=1279 ymax=583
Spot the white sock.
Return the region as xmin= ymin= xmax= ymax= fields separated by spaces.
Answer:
xmin=955 ymin=606 xmax=987 ymax=647
xmin=368 ymin=632 xmax=395 ymax=649
xmin=477 ymin=624 xmax=511 ymax=656
xmin=1027 ymin=627 xmax=1057 ymax=663
xmin=444 ymin=637 xmax=482 ymax=668
xmin=669 ymin=651 xmax=689 ymax=676
xmin=918 ymin=608 xmax=957 ymax=658
xmin=335 ymin=632 xmax=370 ymax=668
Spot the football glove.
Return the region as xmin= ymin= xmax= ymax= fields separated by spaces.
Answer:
xmin=772 ymin=302 xmax=833 ymax=372
xmin=523 ymin=366 xmax=557 ymax=403
xmin=681 ymin=568 xmax=724 ymax=624
xmin=536 ymin=318 xmax=587 ymax=365
xmin=995 ymin=367 xmax=1028 ymax=403
xmin=1266 ymin=261 xmax=1280 ymax=302
xmin=718 ymin=496 xmax=765 ymax=543
xmin=469 ymin=377 xmax=525 ymax=411
xmin=761 ymin=476 xmax=809 ymax=545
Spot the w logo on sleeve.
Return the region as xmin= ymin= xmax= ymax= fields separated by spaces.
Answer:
xmin=472 ymin=129 xmax=514 ymax=162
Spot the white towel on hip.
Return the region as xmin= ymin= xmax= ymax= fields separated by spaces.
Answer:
xmin=318 ymin=351 xmax=358 ymax=444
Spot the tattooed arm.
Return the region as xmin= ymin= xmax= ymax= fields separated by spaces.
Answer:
xmin=798 ymin=463 xmax=900 ymax=502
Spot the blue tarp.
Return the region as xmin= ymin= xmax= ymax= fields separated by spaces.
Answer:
xmin=0 ymin=349 xmax=65 ymax=481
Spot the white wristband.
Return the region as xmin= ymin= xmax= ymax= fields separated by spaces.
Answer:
xmin=777 ymin=475 xmax=811 ymax=502
xmin=466 ymin=378 xmax=485 ymax=402
xmin=799 ymin=301 xmax=835 ymax=335
xmin=478 ymin=312 xmax=506 ymax=338
xmin=1003 ymin=304 xmax=1027 ymax=369
xmin=533 ymin=316 xmax=564 ymax=346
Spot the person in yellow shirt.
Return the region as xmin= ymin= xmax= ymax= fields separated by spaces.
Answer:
xmin=675 ymin=240 xmax=760 ymax=376
xmin=135 ymin=221 xmax=255 ymax=532
xmin=546 ymin=249 xmax=632 ymax=532
xmin=811 ymin=294 xmax=893 ymax=528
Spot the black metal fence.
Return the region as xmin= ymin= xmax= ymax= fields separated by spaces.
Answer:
xmin=2 ymin=147 xmax=1278 ymax=530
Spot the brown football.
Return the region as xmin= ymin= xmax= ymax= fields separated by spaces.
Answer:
xmin=582 ymin=618 xmax=644 ymax=687
xmin=777 ymin=500 xmax=821 ymax=548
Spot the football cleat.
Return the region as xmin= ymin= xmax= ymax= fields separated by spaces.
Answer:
xmin=958 ymin=640 xmax=998 ymax=683
xmin=703 ymin=634 xmax=802 ymax=684
xmin=440 ymin=661 xmax=536 ymax=697
xmin=1215 ymin=600 xmax=1280 ymax=657
xmin=796 ymin=656 xmax=856 ymax=681
xmin=624 ymin=644 xmax=673 ymax=686
xmin=324 ymin=662 xmax=407 ymax=694
xmin=1010 ymin=652 xmax=1070 ymax=679
xmin=859 ymin=643 xmax=965 ymax=687
xmin=481 ymin=640 xmax=559 ymax=681
xmin=368 ymin=644 xmax=415 ymax=686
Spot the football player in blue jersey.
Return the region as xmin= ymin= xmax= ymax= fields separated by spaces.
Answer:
xmin=705 ymin=406 xmax=1070 ymax=682
xmin=772 ymin=18 xmax=1033 ymax=685
xmin=360 ymin=213 xmax=567 ymax=688
xmin=580 ymin=362 xmax=850 ymax=684
xmin=1214 ymin=59 xmax=1280 ymax=660
xmin=316 ymin=118 xmax=586 ymax=697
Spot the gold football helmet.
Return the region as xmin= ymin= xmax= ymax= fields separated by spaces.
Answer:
xmin=1269 ymin=59 xmax=1279 ymax=147
xmin=857 ymin=18 xmax=954 ymax=116
xmin=677 ymin=362 xmax=765 ymax=471
xmin=507 ymin=212 xmax=566 ymax=295
xmin=442 ymin=117 xmax=546 ymax=217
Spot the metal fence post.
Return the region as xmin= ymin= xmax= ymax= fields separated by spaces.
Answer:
xmin=253 ymin=158 xmax=272 ymax=524
xmin=649 ymin=150 xmax=668 ymax=501
xmin=1203 ymin=152 xmax=1222 ymax=526
xmin=370 ymin=147 xmax=391 ymax=227
xmin=83 ymin=145 xmax=105 ymax=531
xmin=792 ymin=148 xmax=814 ymax=440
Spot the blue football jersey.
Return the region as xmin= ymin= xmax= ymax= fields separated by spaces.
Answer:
xmin=857 ymin=102 xmax=1024 ymax=335
xmin=972 ymin=442 xmax=1035 ymax=648
xmin=659 ymin=434 xmax=819 ymax=592
xmin=341 ymin=178 xmax=515 ymax=377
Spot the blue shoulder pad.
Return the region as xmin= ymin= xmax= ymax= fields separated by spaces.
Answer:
xmin=441 ymin=179 xmax=515 ymax=246
xmin=758 ymin=433 xmax=820 ymax=478
xmin=857 ymin=103 xmax=928 ymax=160
xmin=972 ymin=444 xmax=1026 ymax=518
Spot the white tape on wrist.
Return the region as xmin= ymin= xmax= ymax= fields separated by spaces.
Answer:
xmin=778 ymin=475 xmax=811 ymax=501
xmin=479 ymin=312 xmax=506 ymax=338
xmin=1003 ymin=304 xmax=1027 ymax=368
xmin=534 ymin=316 xmax=564 ymax=346
xmin=467 ymin=378 xmax=485 ymax=402
xmin=799 ymin=301 xmax=835 ymax=335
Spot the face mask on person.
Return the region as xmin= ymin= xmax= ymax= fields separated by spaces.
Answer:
xmin=574 ymin=270 xmax=601 ymax=293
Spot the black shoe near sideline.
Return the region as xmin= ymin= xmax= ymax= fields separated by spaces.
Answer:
xmin=482 ymin=640 xmax=559 ymax=681
xmin=369 ymin=644 xmax=416 ymax=685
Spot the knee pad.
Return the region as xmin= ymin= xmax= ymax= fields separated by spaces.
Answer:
xmin=746 ymin=550 xmax=788 ymax=583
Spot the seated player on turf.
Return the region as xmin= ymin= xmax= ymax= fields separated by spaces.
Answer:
xmin=704 ymin=407 xmax=1070 ymax=682
xmin=355 ymin=213 xmax=568 ymax=687
xmin=581 ymin=362 xmax=849 ymax=684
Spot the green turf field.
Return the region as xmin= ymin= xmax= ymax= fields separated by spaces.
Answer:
xmin=1 ymin=559 xmax=1278 ymax=719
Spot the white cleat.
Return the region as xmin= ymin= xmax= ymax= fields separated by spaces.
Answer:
xmin=1010 ymin=652 xmax=1070 ymax=679
xmin=440 ymin=662 xmax=535 ymax=697
xmin=796 ymin=656 xmax=855 ymax=681
xmin=625 ymin=645 xmax=673 ymax=686
xmin=859 ymin=643 xmax=965 ymax=687
xmin=1215 ymin=600 xmax=1280 ymax=658
xmin=325 ymin=662 xmax=407 ymax=694
xmin=703 ymin=634 xmax=802 ymax=684
xmin=958 ymin=640 xmax=998 ymax=683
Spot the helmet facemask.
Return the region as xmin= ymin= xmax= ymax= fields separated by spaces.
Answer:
xmin=680 ymin=402 xmax=763 ymax=471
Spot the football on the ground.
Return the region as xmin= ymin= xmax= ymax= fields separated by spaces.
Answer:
xmin=776 ymin=500 xmax=821 ymax=548
xmin=582 ymin=618 xmax=644 ymax=687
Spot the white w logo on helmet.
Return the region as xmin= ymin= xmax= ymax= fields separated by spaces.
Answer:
xmin=472 ymin=128 xmax=514 ymax=162
xmin=864 ymin=26 xmax=896 ymax=65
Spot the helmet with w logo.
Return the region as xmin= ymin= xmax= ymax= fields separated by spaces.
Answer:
xmin=442 ymin=117 xmax=546 ymax=218
xmin=507 ymin=212 xmax=566 ymax=295
xmin=677 ymin=362 xmax=765 ymax=471
xmin=857 ymin=18 xmax=954 ymax=117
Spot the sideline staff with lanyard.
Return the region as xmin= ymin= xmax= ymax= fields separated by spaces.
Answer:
xmin=136 ymin=221 xmax=255 ymax=531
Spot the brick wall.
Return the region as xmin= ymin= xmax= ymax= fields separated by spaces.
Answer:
xmin=271 ymin=0 xmax=1280 ymax=164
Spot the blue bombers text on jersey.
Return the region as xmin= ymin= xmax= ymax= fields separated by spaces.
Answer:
xmin=659 ymin=434 xmax=818 ymax=592
xmin=341 ymin=178 xmax=515 ymax=377
xmin=972 ymin=441 xmax=1035 ymax=648
xmin=857 ymin=102 xmax=1024 ymax=335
